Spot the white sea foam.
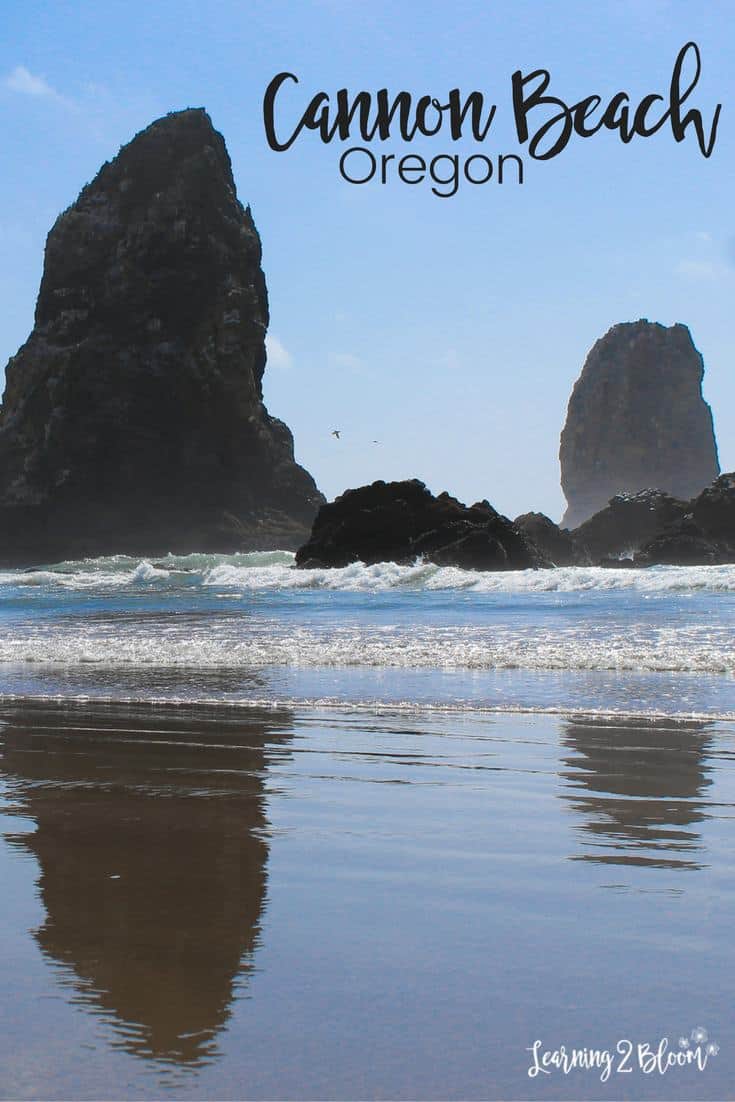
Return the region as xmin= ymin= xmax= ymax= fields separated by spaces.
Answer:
xmin=0 ymin=689 xmax=731 ymax=724
xmin=3 ymin=553 xmax=735 ymax=593
xmin=0 ymin=619 xmax=731 ymax=673
xmin=0 ymin=554 xmax=733 ymax=686
xmin=203 ymin=559 xmax=735 ymax=594
xmin=131 ymin=561 xmax=170 ymax=582
xmin=0 ymin=551 xmax=295 ymax=590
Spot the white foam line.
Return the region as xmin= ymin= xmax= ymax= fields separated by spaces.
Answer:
xmin=0 ymin=621 xmax=732 ymax=672
xmin=3 ymin=555 xmax=735 ymax=593
xmin=0 ymin=690 xmax=733 ymax=725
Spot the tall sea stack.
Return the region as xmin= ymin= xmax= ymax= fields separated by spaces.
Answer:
xmin=559 ymin=320 xmax=719 ymax=529
xmin=0 ymin=109 xmax=323 ymax=563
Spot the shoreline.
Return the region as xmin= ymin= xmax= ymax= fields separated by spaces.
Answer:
xmin=1 ymin=690 xmax=734 ymax=726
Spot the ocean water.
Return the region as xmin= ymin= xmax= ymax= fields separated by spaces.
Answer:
xmin=0 ymin=551 xmax=734 ymax=716
xmin=1 ymin=553 xmax=735 ymax=1100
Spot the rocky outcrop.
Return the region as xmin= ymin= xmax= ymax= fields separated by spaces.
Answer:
xmin=299 ymin=470 xmax=735 ymax=571
xmin=295 ymin=479 xmax=549 ymax=570
xmin=514 ymin=512 xmax=591 ymax=567
xmin=560 ymin=320 xmax=719 ymax=529
xmin=636 ymin=473 xmax=735 ymax=565
xmin=571 ymin=489 xmax=689 ymax=562
xmin=0 ymin=108 xmax=323 ymax=564
xmin=690 ymin=472 xmax=735 ymax=542
xmin=636 ymin=521 xmax=732 ymax=566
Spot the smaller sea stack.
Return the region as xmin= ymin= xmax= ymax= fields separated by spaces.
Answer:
xmin=560 ymin=320 xmax=719 ymax=528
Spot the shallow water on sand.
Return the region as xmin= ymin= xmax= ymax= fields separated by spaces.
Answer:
xmin=1 ymin=553 xmax=735 ymax=720
xmin=1 ymin=700 xmax=734 ymax=1100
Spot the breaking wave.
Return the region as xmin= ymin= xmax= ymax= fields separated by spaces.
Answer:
xmin=2 ymin=552 xmax=735 ymax=594
xmin=1 ymin=551 xmax=734 ymax=720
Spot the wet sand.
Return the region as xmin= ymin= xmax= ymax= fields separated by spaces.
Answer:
xmin=1 ymin=700 xmax=734 ymax=1100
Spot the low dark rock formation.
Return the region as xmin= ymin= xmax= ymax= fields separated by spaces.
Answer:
xmin=636 ymin=473 xmax=735 ymax=565
xmin=560 ymin=320 xmax=719 ymax=528
xmin=691 ymin=472 xmax=735 ymax=542
xmin=295 ymin=479 xmax=548 ymax=570
xmin=0 ymin=108 xmax=323 ymax=564
xmin=514 ymin=512 xmax=591 ymax=567
xmin=571 ymin=489 xmax=689 ymax=562
xmin=636 ymin=523 xmax=732 ymax=566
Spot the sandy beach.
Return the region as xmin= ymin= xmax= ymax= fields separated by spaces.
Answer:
xmin=1 ymin=698 xmax=733 ymax=1100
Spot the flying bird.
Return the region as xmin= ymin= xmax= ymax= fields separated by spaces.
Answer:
xmin=331 ymin=429 xmax=341 ymax=439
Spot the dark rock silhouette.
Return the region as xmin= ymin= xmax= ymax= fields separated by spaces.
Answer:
xmin=560 ymin=320 xmax=719 ymax=528
xmin=514 ymin=511 xmax=591 ymax=567
xmin=0 ymin=700 xmax=291 ymax=1065
xmin=296 ymin=479 xmax=548 ymax=570
xmin=0 ymin=108 xmax=323 ymax=565
xmin=636 ymin=472 xmax=735 ymax=565
xmin=637 ymin=525 xmax=731 ymax=566
xmin=571 ymin=489 xmax=689 ymax=562
xmin=691 ymin=471 xmax=735 ymax=541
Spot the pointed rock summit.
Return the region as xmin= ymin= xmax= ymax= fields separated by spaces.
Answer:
xmin=559 ymin=320 xmax=719 ymax=528
xmin=0 ymin=108 xmax=323 ymax=563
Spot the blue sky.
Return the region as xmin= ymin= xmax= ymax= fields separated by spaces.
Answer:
xmin=0 ymin=0 xmax=732 ymax=521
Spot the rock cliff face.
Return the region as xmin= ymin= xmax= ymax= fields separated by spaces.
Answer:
xmin=691 ymin=472 xmax=735 ymax=541
xmin=559 ymin=321 xmax=719 ymax=529
xmin=571 ymin=489 xmax=690 ymax=562
xmin=636 ymin=473 xmax=735 ymax=565
xmin=295 ymin=479 xmax=548 ymax=570
xmin=0 ymin=108 xmax=323 ymax=563
xmin=514 ymin=512 xmax=590 ymax=567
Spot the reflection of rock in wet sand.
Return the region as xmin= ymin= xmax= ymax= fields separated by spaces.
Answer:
xmin=560 ymin=717 xmax=713 ymax=870
xmin=0 ymin=700 xmax=292 ymax=1065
